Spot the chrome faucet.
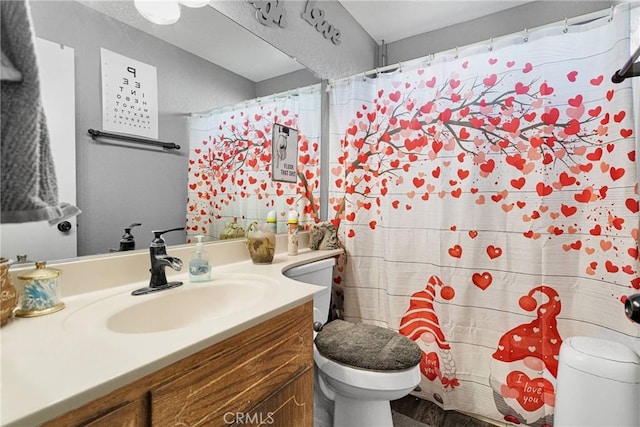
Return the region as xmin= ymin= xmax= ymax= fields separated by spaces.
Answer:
xmin=132 ymin=227 xmax=184 ymax=296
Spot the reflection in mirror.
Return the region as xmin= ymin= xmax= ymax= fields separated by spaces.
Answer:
xmin=0 ymin=0 xmax=320 ymax=264
xmin=186 ymin=84 xmax=321 ymax=242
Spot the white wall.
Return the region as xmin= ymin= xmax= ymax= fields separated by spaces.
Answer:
xmin=256 ymin=69 xmax=320 ymax=98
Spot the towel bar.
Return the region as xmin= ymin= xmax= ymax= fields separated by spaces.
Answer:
xmin=87 ymin=129 xmax=181 ymax=150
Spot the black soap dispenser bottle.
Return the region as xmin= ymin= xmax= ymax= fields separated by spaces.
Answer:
xmin=114 ymin=223 xmax=142 ymax=252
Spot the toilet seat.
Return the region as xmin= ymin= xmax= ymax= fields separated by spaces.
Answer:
xmin=314 ymin=319 xmax=422 ymax=371
xmin=314 ymin=347 xmax=421 ymax=391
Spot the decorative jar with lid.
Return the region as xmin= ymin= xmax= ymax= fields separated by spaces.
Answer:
xmin=15 ymin=261 xmax=65 ymax=317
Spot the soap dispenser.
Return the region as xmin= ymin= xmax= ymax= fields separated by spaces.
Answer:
xmin=111 ymin=223 xmax=142 ymax=252
xmin=189 ymin=235 xmax=211 ymax=282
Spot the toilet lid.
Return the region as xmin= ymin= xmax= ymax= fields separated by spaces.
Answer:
xmin=314 ymin=319 xmax=422 ymax=371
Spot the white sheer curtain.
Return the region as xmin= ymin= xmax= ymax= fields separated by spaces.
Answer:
xmin=329 ymin=5 xmax=637 ymax=425
xmin=187 ymin=85 xmax=321 ymax=241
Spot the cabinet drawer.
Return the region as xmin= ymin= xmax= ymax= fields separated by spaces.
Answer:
xmin=151 ymin=304 xmax=313 ymax=426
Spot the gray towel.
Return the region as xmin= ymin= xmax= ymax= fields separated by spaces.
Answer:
xmin=47 ymin=202 xmax=82 ymax=226
xmin=1 ymin=50 xmax=22 ymax=82
xmin=0 ymin=0 xmax=72 ymax=224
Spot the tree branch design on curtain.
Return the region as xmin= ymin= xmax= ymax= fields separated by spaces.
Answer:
xmin=328 ymin=8 xmax=637 ymax=426
xmin=187 ymin=89 xmax=321 ymax=241
xmin=332 ymin=68 xmax=633 ymax=237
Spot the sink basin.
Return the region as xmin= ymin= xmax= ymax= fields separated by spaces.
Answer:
xmin=108 ymin=280 xmax=263 ymax=334
xmin=63 ymin=274 xmax=278 ymax=335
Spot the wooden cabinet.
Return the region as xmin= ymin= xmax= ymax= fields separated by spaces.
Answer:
xmin=84 ymin=399 xmax=147 ymax=427
xmin=43 ymin=301 xmax=314 ymax=427
xmin=243 ymin=369 xmax=314 ymax=427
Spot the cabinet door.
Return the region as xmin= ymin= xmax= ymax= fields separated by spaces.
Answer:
xmin=151 ymin=303 xmax=313 ymax=426
xmin=239 ymin=368 xmax=314 ymax=427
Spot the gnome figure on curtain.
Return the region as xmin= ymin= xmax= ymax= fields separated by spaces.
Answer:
xmin=399 ymin=275 xmax=458 ymax=406
xmin=489 ymin=286 xmax=563 ymax=427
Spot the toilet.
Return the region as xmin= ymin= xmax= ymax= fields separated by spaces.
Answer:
xmin=284 ymin=258 xmax=422 ymax=427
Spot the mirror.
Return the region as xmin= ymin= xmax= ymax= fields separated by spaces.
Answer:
xmin=0 ymin=0 xmax=321 ymax=263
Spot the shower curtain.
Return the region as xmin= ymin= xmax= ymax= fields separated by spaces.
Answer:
xmin=329 ymin=6 xmax=638 ymax=426
xmin=187 ymin=85 xmax=321 ymax=241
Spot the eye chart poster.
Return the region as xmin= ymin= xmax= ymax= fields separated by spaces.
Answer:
xmin=101 ymin=48 xmax=158 ymax=139
xmin=272 ymin=123 xmax=298 ymax=183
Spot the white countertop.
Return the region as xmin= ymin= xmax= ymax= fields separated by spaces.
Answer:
xmin=0 ymin=243 xmax=341 ymax=426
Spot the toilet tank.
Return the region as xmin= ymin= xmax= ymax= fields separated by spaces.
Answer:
xmin=284 ymin=257 xmax=335 ymax=325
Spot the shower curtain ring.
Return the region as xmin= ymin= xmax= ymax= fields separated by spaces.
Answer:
xmin=608 ymin=6 xmax=614 ymax=22
xmin=488 ymin=37 xmax=494 ymax=52
xmin=563 ymin=18 xmax=568 ymax=33
xmin=454 ymin=46 xmax=459 ymax=59
xmin=523 ymin=28 xmax=529 ymax=43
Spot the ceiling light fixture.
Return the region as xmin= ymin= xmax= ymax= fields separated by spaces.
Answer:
xmin=134 ymin=0 xmax=209 ymax=25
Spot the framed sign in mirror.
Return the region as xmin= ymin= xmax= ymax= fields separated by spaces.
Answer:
xmin=272 ymin=123 xmax=298 ymax=183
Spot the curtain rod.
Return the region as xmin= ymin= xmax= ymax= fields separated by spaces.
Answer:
xmin=252 ymin=82 xmax=320 ymax=104
xmin=193 ymin=83 xmax=321 ymax=117
xmin=612 ymin=44 xmax=640 ymax=83
xmin=333 ymin=5 xmax=620 ymax=84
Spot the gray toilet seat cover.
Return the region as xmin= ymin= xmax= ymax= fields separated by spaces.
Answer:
xmin=315 ymin=319 xmax=422 ymax=371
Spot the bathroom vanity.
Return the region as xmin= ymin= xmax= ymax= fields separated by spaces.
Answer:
xmin=44 ymin=302 xmax=313 ymax=427
xmin=1 ymin=235 xmax=341 ymax=426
